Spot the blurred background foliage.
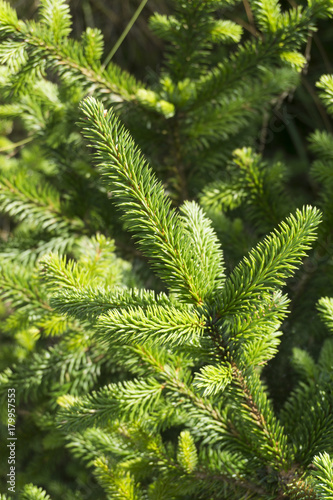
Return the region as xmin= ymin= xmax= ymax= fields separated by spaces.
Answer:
xmin=9 ymin=0 xmax=333 ymax=182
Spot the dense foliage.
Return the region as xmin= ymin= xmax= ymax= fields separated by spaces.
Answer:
xmin=1 ymin=0 xmax=333 ymax=498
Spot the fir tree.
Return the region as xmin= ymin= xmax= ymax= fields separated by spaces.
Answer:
xmin=1 ymin=0 xmax=333 ymax=499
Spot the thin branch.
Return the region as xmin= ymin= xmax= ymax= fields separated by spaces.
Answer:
xmin=102 ymin=0 xmax=149 ymax=67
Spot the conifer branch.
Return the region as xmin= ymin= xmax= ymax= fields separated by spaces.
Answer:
xmin=50 ymin=287 xmax=171 ymax=321
xmin=93 ymin=457 xmax=144 ymax=500
xmin=0 ymin=263 xmax=51 ymax=312
xmin=317 ymin=296 xmax=333 ymax=332
xmin=0 ymin=0 xmax=141 ymax=104
xmin=0 ymin=340 xmax=105 ymax=403
xmin=194 ymin=2 xmax=333 ymax=107
xmin=57 ymin=377 xmax=165 ymax=430
xmin=0 ymin=172 xmax=85 ymax=233
xmin=311 ymin=452 xmax=333 ymax=499
xmin=217 ymin=206 xmax=321 ymax=319
xmin=20 ymin=484 xmax=52 ymax=500
xmin=97 ymin=304 xmax=206 ymax=347
xmin=231 ymin=364 xmax=292 ymax=470
xmin=79 ymin=96 xmax=225 ymax=305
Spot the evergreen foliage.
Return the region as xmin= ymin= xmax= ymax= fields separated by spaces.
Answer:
xmin=0 ymin=0 xmax=333 ymax=498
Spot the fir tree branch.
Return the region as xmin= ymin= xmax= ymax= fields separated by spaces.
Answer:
xmin=57 ymin=377 xmax=165 ymax=430
xmin=0 ymin=262 xmax=51 ymax=312
xmin=20 ymin=484 xmax=52 ymax=500
xmin=97 ymin=304 xmax=205 ymax=347
xmin=193 ymin=469 xmax=267 ymax=498
xmin=0 ymin=340 xmax=105 ymax=402
xmin=311 ymin=452 xmax=333 ymax=499
xmin=120 ymin=423 xmax=268 ymax=499
xmin=50 ymin=287 xmax=171 ymax=321
xmin=217 ymin=206 xmax=321 ymax=319
xmin=0 ymin=0 xmax=141 ymax=104
xmin=93 ymin=457 xmax=144 ymax=500
xmin=79 ymin=96 xmax=225 ymax=305
xmin=0 ymin=171 xmax=85 ymax=233
xmin=193 ymin=0 xmax=333 ymax=110
xmin=231 ymin=364 xmax=293 ymax=470
xmin=317 ymin=296 xmax=333 ymax=332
